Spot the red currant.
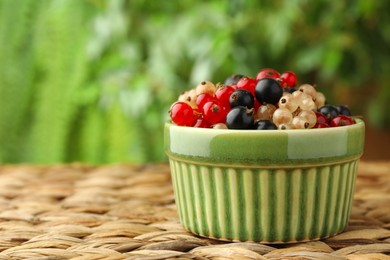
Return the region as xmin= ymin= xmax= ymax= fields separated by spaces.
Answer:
xmin=315 ymin=111 xmax=328 ymax=124
xmin=215 ymin=85 xmax=235 ymax=108
xmin=254 ymin=99 xmax=262 ymax=111
xmin=313 ymin=122 xmax=329 ymax=128
xmin=193 ymin=118 xmax=212 ymax=128
xmin=202 ymin=101 xmax=227 ymax=124
xmin=193 ymin=108 xmax=203 ymax=121
xmin=329 ymin=115 xmax=355 ymax=127
xmin=236 ymin=76 xmax=258 ymax=96
xmin=196 ymin=93 xmax=215 ymax=108
xmin=256 ymin=68 xmax=280 ymax=81
xmin=280 ymin=71 xmax=297 ymax=88
xmin=169 ymin=102 xmax=194 ymax=126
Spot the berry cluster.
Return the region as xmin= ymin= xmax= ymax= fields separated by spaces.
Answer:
xmin=169 ymin=68 xmax=355 ymax=130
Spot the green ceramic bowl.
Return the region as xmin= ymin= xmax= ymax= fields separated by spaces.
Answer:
xmin=164 ymin=119 xmax=365 ymax=243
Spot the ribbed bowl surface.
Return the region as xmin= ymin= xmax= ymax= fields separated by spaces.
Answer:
xmin=169 ymin=160 xmax=359 ymax=243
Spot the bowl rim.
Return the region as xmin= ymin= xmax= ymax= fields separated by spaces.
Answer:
xmin=164 ymin=119 xmax=365 ymax=167
xmin=165 ymin=118 xmax=364 ymax=135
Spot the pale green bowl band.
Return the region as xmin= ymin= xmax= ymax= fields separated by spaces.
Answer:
xmin=165 ymin=119 xmax=364 ymax=167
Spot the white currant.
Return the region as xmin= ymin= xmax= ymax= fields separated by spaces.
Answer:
xmin=298 ymin=84 xmax=317 ymax=98
xmin=292 ymin=116 xmax=310 ymax=129
xmin=196 ymin=81 xmax=216 ymax=96
xmin=213 ymin=123 xmax=228 ymax=129
xmin=255 ymin=104 xmax=276 ymax=121
xmin=300 ymin=95 xmax=317 ymax=111
xmin=278 ymin=123 xmax=295 ymax=130
xmin=272 ymin=108 xmax=293 ymax=126
xmin=298 ymin=110 xmax=317 ymax=128
xmin=314 ymin=91 xmax=326 ymax=108
xmin=278 ymin=93 xmax=299 ymax=112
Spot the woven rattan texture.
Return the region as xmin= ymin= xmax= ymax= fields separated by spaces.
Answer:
xmin=0 ymin=162 xmax=389 ymax=260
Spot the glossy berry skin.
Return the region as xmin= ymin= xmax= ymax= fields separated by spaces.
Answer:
xmin=225 ymin=74 xmax=244 ymax=85
xmin=193 ymin=108 xmax=203 ymax=121
xmin=318 ymin=105 xmax=339 ymax=121
xmin=226 ymin=106 xmax=254 ymax=129
xmin=313 ymin=122 xmax=329 ymax=128
xmin=196 ymin=93 xmax=215 ymax=108
xmin=315 ymin=111 xmax=328 ymax=124
xmin=202 ymin=101 xmax=226 ymax=124
xmin=193 ymin=118 xmax=211 ymax=128
xmin=254 ymin=99 xmax=262 ymax=111
xmin=229 ymin=89 xmax=254 ymax=109
xmin=255 ymin=78 xmax=283 ymax=105
xmin=280 ymin=71 xmax=297 ymax=88
xmin=292 ymin=116 xmax=310 ymax=129
xmin=236 ymin=76 xmax=257 ymax=95
xmin=254 ymin=120 xmax=277 ymax=130
xmin=195 ymin=81 xmax=216 ymax=96
xmin=329 ymin=115 xmax=355 ymax=127
xmin=215 ymin=85 xmax=235 ymax=108
xmin=169 ymin=102 xmax=194 ymax=126
xmin=298 ymin=84 xmax=317 ymax=98
xmin=279 ymin=93 xmax=298 ymax=112
xmin=335 ymin=105 xmax=352 ymax=116
xmin=273 ymin=108 xmax=293 ymax=126
xmin=256 ymin=104 xmax=276 ymax=121
xmin=213 ymin=123 xmax=228 ymax=129
xmin=298 ymin=110 xmax=317 ymax=128
xmin=256 ymin=68 xmax=280 ymax=80
xmin=287 ymin=87 xmax=297 ymax=94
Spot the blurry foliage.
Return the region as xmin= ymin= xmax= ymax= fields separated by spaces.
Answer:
xmin=0 ymin=0 xmax=389 ymax=164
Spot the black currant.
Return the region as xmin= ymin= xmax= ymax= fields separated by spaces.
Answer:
xmin=229 ymin=89 xmax=254 ymax=109
xmin=335 ymin=105 xmax=351 ymax=116
xmin=224 ymin=74 xmax=244 ymax=85
xmin=255 ymin=78 xmax=283 ymax=104
xmin=286 ymin=87 xmax=297 ymax=94
xmin=318 ymin=105 xmax=339 ymax=121
xmin=226 ymin=106 xmax=254 ymax=129
xmin=254 ymin=120 xmax=277 ymax=130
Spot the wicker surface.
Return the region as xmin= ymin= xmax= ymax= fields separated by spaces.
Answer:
xmin=0 ymin=162 xmax=389 ymax=260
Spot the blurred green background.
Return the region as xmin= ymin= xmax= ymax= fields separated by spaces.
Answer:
xmin=0 ymin=0 xmax=389 ymax=164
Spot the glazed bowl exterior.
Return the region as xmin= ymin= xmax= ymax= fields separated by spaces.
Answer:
xmin=164 ymin=119 xmax=365 ymax=243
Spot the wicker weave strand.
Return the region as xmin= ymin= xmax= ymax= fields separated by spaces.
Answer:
xmin=0 ymin=162 xmax=388 ymax=259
